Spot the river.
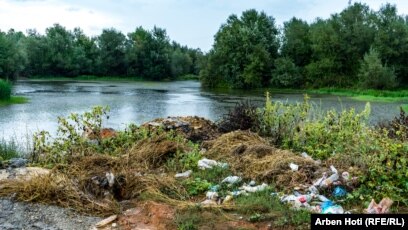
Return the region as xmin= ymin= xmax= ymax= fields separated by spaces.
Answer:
xmin=0 ymin=80 xmax=404 ymax=151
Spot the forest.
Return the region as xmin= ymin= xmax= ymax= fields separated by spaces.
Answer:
xmin=1 ymin=2 xmax=408 ymax=90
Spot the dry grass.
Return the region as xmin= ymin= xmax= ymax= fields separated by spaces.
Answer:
xmin=204 ymin=130 xmax=320 ymax=190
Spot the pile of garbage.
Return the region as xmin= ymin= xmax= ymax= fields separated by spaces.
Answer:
xmin=175 ymin=153 xmax=394 ymax=215
xmin=202 ymin=131 xmax=320 ymax=190
xmin=274 ymin=163 xmax=393 ymax=214
xmin=142 ymin=116 xmax=220 ymax=142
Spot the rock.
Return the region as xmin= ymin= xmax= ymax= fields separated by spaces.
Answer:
xmin=9 ymin=158 xmax=28 ymax=168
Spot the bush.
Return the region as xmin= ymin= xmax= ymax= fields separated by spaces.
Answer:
xmin=378 ymin=108 xmax=408 ymax=141
xmin=258 ymin=92 xmax=310 ymax=145
xmin=218 ymin=100 xmax=258 ymax=133
xmin=291 ymin=103 xmax=371 ymax=159
xmin=0 ymin=79 xmax=11 ymax=100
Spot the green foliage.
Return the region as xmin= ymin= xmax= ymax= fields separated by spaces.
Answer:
xmin=235 ymin=189 xmax=310 ymax=226
xmin=0 ymin=138 xmax=20 ymax=161
xmin=166 ymin=143 xmax=201 ymax=172
xmin=0 ymin=79 xmax=11 ymax=100
xmin=292 ymin=103 xmax=371 ymax=159
xmin=201 ymin=9 xmax=279 ymax=89
xmin=182 ymin=178 xmax=212 ymax=196
xmin=358 ymin=48 xmax=397 ymax=90
xmin=271 ymin=57 xmax=302 ymax=87
xmin=31 ymin=106 xmax=150 ymax=165
xmin=378 ymin=108 xmax=408 ymax=141
xmin=258 ymin=92 xmax=310 ymax=145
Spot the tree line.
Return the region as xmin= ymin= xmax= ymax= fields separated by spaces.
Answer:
xmin=201 ymin=3 xmax=408 ymax=89
xmin=0 ymin=25 xmax=203 ymax=81
xmin=1 ymin=3 xmax=408 ymax=90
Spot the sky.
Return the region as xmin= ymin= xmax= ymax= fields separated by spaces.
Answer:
xmin=0 ymin=0 xmax=407 ymax=52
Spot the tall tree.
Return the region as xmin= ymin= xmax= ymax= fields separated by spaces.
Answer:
xmin=201 ymin=9 xmax=279 ymax=88
xmin=97 ymin=28 xmax=127 ymax=76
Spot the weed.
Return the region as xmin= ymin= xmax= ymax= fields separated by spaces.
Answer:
xmin=0 ymin=138 xmax=20 ymax=161
xmin=218 ymin=100 xmax=259 ymax=133
xmin=0 ymin=79 xmax=11 ymax=100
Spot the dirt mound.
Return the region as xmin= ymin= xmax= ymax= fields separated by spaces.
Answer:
xmin=126 ymin=135 xmax=188 ymax=169
xmin=143 ymin=116 xmax=220 ymax=142
xmin=204 ymin=131 xmax=319 ymax=190
xmin=117 ymin=201 xmax=176 ymax=230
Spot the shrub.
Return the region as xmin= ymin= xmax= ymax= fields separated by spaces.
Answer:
xmin=218 ymin=100 xmax=258 ymax=133
xmin=378 ymin=107 xmax=408 ymax=141
xmin=257 ymin=92 xmax=310 ymax=145
xmin=0 ymin=79 xmax=11 ymax=100
xmin=291 ymin=103 xmax=371 ymax=159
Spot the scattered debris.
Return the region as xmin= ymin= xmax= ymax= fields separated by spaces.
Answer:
xmin=175 ymin=170 xmax=192 ymax=178
xmin=289 ymin=163 xmax=299 ymax=171
xmin=222 ymin=176 xmax=242 ymax=184
xmin=198 ymin=158 xmax=228 ymax=170
xmin=365 ymin=198 xmax=394 ymax=214
xmin=142 ymin=116 xmax=220 ymax=142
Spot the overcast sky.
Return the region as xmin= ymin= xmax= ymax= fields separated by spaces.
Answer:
xmin=0 ymin=0 xmax=407 ymax=51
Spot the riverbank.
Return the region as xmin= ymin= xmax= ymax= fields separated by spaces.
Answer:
xmin=0 ymin=96 xmax=28 ymax=107
xmin=0 ymin=101 xmax=406 ymax=229
xmin=25 ymin=74 xmax=199 ymax=82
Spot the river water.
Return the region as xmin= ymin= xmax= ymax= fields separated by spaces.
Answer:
xmin=0 ymin=80 xmax=404 ymax=150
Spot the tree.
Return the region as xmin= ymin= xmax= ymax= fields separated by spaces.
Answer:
xmin=281 ymin=18 xmax=311 ymax=68
xmin=358 ymin=48 xmax=397 ymax=89
xmin=97 ymin=28 xmax=127 ymax=76
xmin=271 ymin=57 xmax=301 ymax=87
xmin=201 ymin=9 xmax=279 ymax=88
xmin=373 ymin=4 xmax=408 ymax=86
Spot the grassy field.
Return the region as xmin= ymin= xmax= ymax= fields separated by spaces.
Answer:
xmin=308 ymin=88 xmax=408 ymax=102
xmin=0 ymin=96 xmax=28 ymax=107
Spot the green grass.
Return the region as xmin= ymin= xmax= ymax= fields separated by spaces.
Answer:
xmin=0 ymin=138 xmax=20 ymax=161
xmin=0 ymin=96 xmax=28 ymax=107
xmin=309 ymin=88 xmax=408 ymax=102
xmin=402 ymin=104 xmax=408 ymax=112
xmin=234 ymin=189 xmax=310 ymax=227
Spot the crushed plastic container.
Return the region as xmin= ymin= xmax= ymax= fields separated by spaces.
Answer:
xmin=206 ymin=191 xmax=218 ymax=200
xmin=289 ymin=163 xmax=299 ymax=171
xmin=222 ymin=176 xmax=242 ymax=184
xmin=175 ymin=170 xmax=192 ymax=178
xmin=320 ymin=173 xmax=339 ymax=188
xmin=242 ymin=183 xmax=268 ymax=193
xmin=198 ymin=158 xmax=227 ymax=169
xmin=209 ymin=185 xmax=220 ymax=192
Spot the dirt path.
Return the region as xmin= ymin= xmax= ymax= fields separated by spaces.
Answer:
xmin=0 ymin=198 xmax=102 ymax=230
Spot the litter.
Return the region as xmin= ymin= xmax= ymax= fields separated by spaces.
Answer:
xmin=95 ymin=215 xmax=117 ymax=228
xmin=321 ymin=201 xmax=344 ymax=214
xmin=209 ymin=185 xmax=220 ymax=192
xmin=289 ymin=163 xmax=299 ymax=171
xmin=301 ymin=152 xmax=312 ymax=160
xmin=175 ymin=170 xmax=192 ymax=178
xmin=241 ymin=183 xmax=268 ymax=193
xmin=105 ymin=172 xmax=115 ymax=187
xmin=223 ymin=195 xmax=233 ymax=204
xmin=206 ymin=191 xmax=218 ymax=200
xmin=332 ymin=186 xmax=347 ymax=198
xmin=365 ymin=198 xmax=393 ymax=214
xmin=198 ymin=158 xmax=228 ymax=170
xmin=320 ymin=173 xmax=339 ymax=188
xmin=342 ymin=172 xmax=350 ymax=181
xmin=221 ymin=176 xmax=242 ymax=184
xmin=249 ymin=180 xmax=256 ymax=186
